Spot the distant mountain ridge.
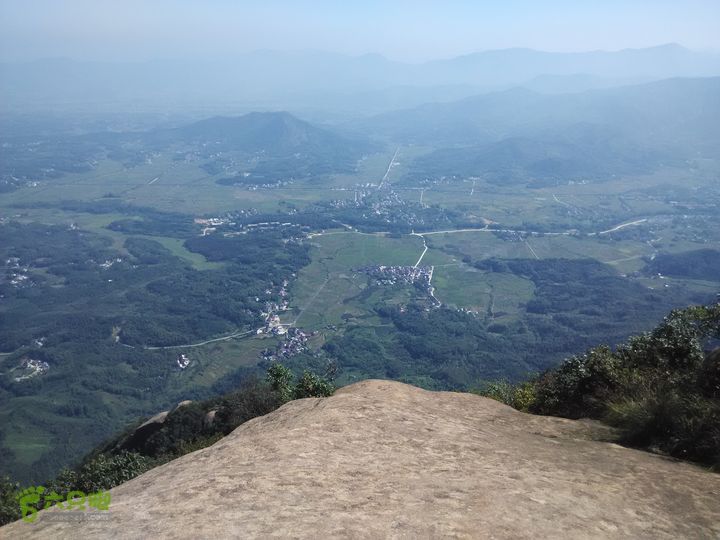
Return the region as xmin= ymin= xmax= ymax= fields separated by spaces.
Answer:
xmin=360 ymin=76 xmax=720 ymax=146
xmin=2 ymin=45 xmax=719 ymax=115
xmin=363 ymin=76 xmax=720 ymax=187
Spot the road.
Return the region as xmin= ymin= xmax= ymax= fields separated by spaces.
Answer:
xmin=411 ymin=233 xmax=429 ymax=268
xmin=378 ymin=147 xmax=400 ymax=190
xmin=141 ymin=329 xmax=257 ymax=350
xmin=427 ymin=265 xmax=440 ymax=305
xmin=524 ymin=239 xmax=540 ymax=260
xmin=289 ymin=276 xmax=331 ymax=327
xmin=593 ymin=218 xmax=648 ymax=235
xmin=421 ymin=226 xmax=568 ymax=236
xmin=310 ymin=216 xmax=650 ymax=241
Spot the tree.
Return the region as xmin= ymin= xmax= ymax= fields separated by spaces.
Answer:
xmin=266 ymin=363 xmax=294 ymax=402
xmin=0 ymin=476 xmax=20 ymax=526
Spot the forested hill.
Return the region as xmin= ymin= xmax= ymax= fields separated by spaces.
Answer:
xmin=157 ymin=111 xmax=373 ymax=157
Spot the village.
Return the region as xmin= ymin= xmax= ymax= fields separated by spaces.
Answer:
xmin=194 ymin=215 xmax=300 ymax=237
xmin=356 ymin=264 xmax=434 ymax=289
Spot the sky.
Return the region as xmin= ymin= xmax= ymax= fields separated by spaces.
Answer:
xmin=1 ymin=0 xmax=719 ymax=63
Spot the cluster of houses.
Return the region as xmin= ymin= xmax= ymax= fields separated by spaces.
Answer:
xmin=194 ymin=214 xmax=300 ymax=237
xmin=328 ymin=188 xmax=443 ymax=228
xmin=5 ymin=257 xmax=32 ymax=288
xmin=259 ymin=313 xmax=288 ymax=336
xmin=194 ymin=216 xmax=235 ymax=236
xmin=244 ymin=179 xmax=295 ymax=190
xmin=357 ymin=264 xmax=433 ymax=288
xmin=256 ymin=280 xmax=292 ymax=336
xmin=13 ymin=358 xmax=50 ymax=382
xmin=99 ymin=257 xmax=123 ymax=269
xmin=260 ymin=327 xmax=316 ymax=362
xmin=356 ymin=264 xmax=440 ymax=306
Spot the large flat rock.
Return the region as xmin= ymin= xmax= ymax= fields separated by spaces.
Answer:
xmin=5 ymin=380 xmax=720 ymax=539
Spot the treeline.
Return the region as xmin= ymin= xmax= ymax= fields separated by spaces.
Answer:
xmin=324 ymin=306 xmax=535 ymax=389
xmin=0 ymin=137 xmax=101 ymax=187
xmin=400 ymin=133 xmax=662 ymax=189
xmin=644 ymin=249 xmax=720 ymax=281
xmin=473 ymin=257 xmax=708 ymax=351
xmin=0 ymin=223 xmax=309 ymax=351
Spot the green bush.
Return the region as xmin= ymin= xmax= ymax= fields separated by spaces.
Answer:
xmin=606 ymin=389 xmax=720 ymax=465
xmin=214 ymin=377 xmax=285 ymax=434
xmin=48 ymin=452 xmax=154 ymax=496
xmin=527 ymin=304 xmax=720 ymax=467
xmin=0 ymin=476 xmax=20 ymax=525
xmin=531 ymin=345 xmax=623 ymax=417
xmin=294 ymin=371 xmax=335 ymax=399
xmin=267 ymin=363 xmax=335 ymax=401
xmin=476 ymin=380 xmax=537 ymax=412
xmin=266 ymin=363 xmax=294 ymax=402
xmin=700 ymin=348 xmax=720 ymax=398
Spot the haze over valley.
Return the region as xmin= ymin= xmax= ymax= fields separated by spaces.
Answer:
xmin=1 ymin=1 xmax=719 ymax=535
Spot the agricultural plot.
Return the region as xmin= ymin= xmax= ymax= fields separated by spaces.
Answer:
xmin=430 ymin=264 xmax=535 ymax=316
xmin=285 ymin=232 xmax=427 ymax=328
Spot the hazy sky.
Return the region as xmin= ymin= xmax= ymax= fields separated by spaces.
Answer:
xmin=1 ymin=0 xmax=719 ymax=62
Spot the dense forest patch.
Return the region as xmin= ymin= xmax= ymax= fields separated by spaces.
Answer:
xmin=0 ymin=221 xmax=310 ymax=482
xmin=644 ymin=249 xmax=720 ymax=281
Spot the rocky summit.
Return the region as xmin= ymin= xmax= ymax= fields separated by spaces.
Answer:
xmin=4 ymin=380 xmax=719 ymax=539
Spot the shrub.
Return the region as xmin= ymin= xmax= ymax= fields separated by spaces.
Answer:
xmin=267 ymin=363 xmax=335 ymax=401
xmin=606 ymin=389 xmax=720 ymax=465
xmin=526 ymin=304 xmax=720 ymax=467
xmin=74 ymin=451 xmax=154 ymax=493
xmin=0 ymin=476 xmax=20 ymax=525
xmin=266 ymin=363 xmax=294 ymax=402
xmin=475 ymin=380 xmax=536 ymax=412
xmin=294 ymin=371 xmax=335 ymax=399
xmin=531 ymin=345 xmax=621 ymax=417
xmin=215 ymin=378 xmax=284 ymax=434
xmin=700 ymin=348 xmax=720 ymax=398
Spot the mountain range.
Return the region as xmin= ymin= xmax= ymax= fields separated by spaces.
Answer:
xmin=358 ymin=77 xmax=720 ymax=145
xmin=2 ymin=44 xmax=719 ymax=116
xmin=358 ymin=77 xmax=720 ymax=186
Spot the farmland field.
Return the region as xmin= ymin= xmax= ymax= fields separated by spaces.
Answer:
xmin=1 ymin=108 xmax=719 ymax=484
